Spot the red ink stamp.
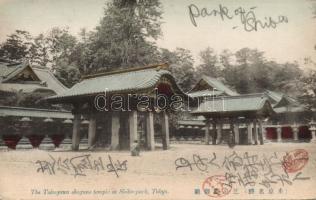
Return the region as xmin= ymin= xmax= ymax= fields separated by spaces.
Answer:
xmin=202 ymin=175 xmax=232 ymax=198
xmin=282 ymin=149 xmax=309 ymax=173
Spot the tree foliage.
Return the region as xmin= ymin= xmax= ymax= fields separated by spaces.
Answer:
xmin=0 ymin=30 xmax=33 ymax=61
xmin=0 ymin=0 xmax=164 ymax=87
xmin=299 ymin=59 xmax=316 ymax=110
xmin=210 ymin=48 xmax=304 ymax=95
xmin=0 ymin=0 xmax=312 ymax=102
xmin=87 ymin=0 xmax=163 ymax=72
xmin=196 ymin=47 xmax=220 ymax=78
xmin=160 ymin=48 xmax=196 ymax=92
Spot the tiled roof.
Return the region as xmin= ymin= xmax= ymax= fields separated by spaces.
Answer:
xmin=0 ymin=61 xmax=29 ymax=81
xmin=32 ymin=66 xmax=67 ymax=94
xmin=202 ymin=75 xmax=239 ymax=96
xmin=188 ymin=89 xmax=224 ymax=98
xmin=273 ymin=105 xmax=306 ymax=113
xmin=0 ymin=106 xmax=72 ymax=119
xmin=265 ymin=90 xmax=283 ymax=103
xmin=47 ymin=64 xmax=186 ymax=101
xmin=192 ymin=93 xmax=273 ymax=116
xmin=0 ymin=60 xmax=67 ymax=95
xmin=264 ymin=90 xmax=304 ymax=112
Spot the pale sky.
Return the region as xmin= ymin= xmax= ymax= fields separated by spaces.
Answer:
xmin=0 ymin=0 xmax=315 ymax=68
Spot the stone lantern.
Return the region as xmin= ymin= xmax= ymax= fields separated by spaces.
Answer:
xmin=20 ymin=117 xmax=32 ymax=135
xmin=44 ymin=117 xmax=55 ymax=135
xmin=20 ymin=117 xmax=31 ymax=127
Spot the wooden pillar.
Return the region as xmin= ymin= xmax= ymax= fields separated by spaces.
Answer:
xmin=293 ymin=125 xmax=299 ymax=141
xmin=253 ymin=120 xmax=258 ymax=145
xmin=216 ymin=120 xmax=222 ymax=144
xmin=310 ymin=123 xmax=316 ymax=142
xmin=111 ymin=112 xmax=120 ymax=150
xmin=88 ymin=113 xmax=96 ymax=148
xmin=277 ymin=126 xmax=282 ymax=142
xmin=234 ymin=122 xmax=240 ymax=145
xmin=312 ymin=130 xmax=316 ymax=141
xmin=229 ymin=122 xmax=235 ymax=144
xmin=161 ymin=111 xmax=170 ymax=150
xmin=129 ymin=110 xmax=138 ymax=150
xmin=262 ymin=126 xmax=267 ymax=142
xmin=204 ymin=118 xmax=210 ymax=145
xmin=72 ymin=113 xmax=81 ymax=151
xmin=247 ymin=121 xmax=253 ymax=145
xmin=258 ymin=119 xmax=264 ymax=145
xmin=146 ymin=111 xmax=155 ymax=150
xmin=212 ymin=121 xmax=217 ymax=145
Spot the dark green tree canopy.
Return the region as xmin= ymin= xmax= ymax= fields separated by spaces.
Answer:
xmin=0 ymin=0 xmax=313 ymax=104
xmin=0 ymin=30 xmax=33 ymax=61
xmin=196 ymin=47 xmax=221 ymax=78
xmin=87 ymin=0 xmax=163 ymax=72
xmin=160 ymin=48 xmax=196 ymax=92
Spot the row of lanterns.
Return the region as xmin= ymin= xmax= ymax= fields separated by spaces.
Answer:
xmin=19 ymin=117 xmax=90 ymax=125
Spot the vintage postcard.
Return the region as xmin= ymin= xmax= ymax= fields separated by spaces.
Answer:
xmin=0 ymin=0 xmax=316 ymax=199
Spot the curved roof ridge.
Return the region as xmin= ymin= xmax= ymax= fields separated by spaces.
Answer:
xmin=0 ymin=105 xmax=70 ymax=113
xmin=46 ymin=67 xmax=188 ymax=102
xmin=200 ymin=75 xmax=239 ymax=96
xmin=81 ymin=67 xmax=169 ymax=82
xmin=133 ymin=69 xmax=170 ymax=89
xmin=191 ymin=92 xmax=274 ymax=116
xmin=211 ymin=92 xmax=266 ymax=100
xmin=81 ymin=63 xmax=169 ymax=80
xmin=2 ymin=62 xmax=29 ymax=81
xmin=33 ymin=66 xmax=68 ymax=90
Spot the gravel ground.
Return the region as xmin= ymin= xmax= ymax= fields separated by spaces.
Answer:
xmin=0 ymin=143 xmax=315 ymax=200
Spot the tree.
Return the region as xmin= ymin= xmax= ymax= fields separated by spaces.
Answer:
xmin=0 ymin=0 xmax=164 ymax=86
xmin=70 ymin=28 xmax=95 ymax=74
xmin=235 ymin=48 xmax=265 ymax=66
xmin=196 ymin=47 xmax=221 ymax=78
xmin=53 ymin=58 xmax=81 ymax=87
xmin=27 ymin=27 xmax=81 ymax=86
xmin=29 ymin=33 xmax=51 ymax=66
xmin=160 ymin=48 xmax=196 ymax=92
xmin=219 ymin=49 xmax=234 ymax=68
xmin=0 ymin=28 xmax=80 ymax=73
xmin=271 ymin=62 xmax=303 ymax=93
xmin=299 ymin=58 xmax=316 ymax=110
xmin=87 ymin=0 xmax=163 ymax=72
xmin=221 ymin=48 xmax=304 ymax=94
xmin=222 ymin=48 xmax=266 ymax=93
xmin=252 ymin=61 xmax=275 ymax=91
xmin=299 ymin=3 xmax=316 ymax=110
xmin=223 ymin=64 xmax=255 ymax=93
xmin=48 ymin=27 xmax=78 ymax=67
xmin=0 ymin=30 xmax=33 ymax=61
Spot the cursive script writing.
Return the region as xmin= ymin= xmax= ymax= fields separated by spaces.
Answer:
xmin=175 ymin=151 xmax=310 ymax=189
xmin=188 ymin=4 xmax=288 ymax=32
xmin=35 ymin=154 xmax=128 ymax=178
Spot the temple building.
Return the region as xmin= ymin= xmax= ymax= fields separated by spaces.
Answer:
xmin=188 ymin=75 xmax=239 ymax=99
xmin=176 ymin=75 xmax=239 ymax=140
xmin=46 ymin=63 xmax=189 ymax=151
xmin=263 ymin=90 xmax=313 ymax=142
xmin=191 ymin=93 xmax=275 ymax=145
xmin=176 ymin=76 xmax=315 ymax=144
xmin=1 ymin=59 xmax=315 ymax=150
xmin=0 ymin=59 xmax=73 ymax=149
